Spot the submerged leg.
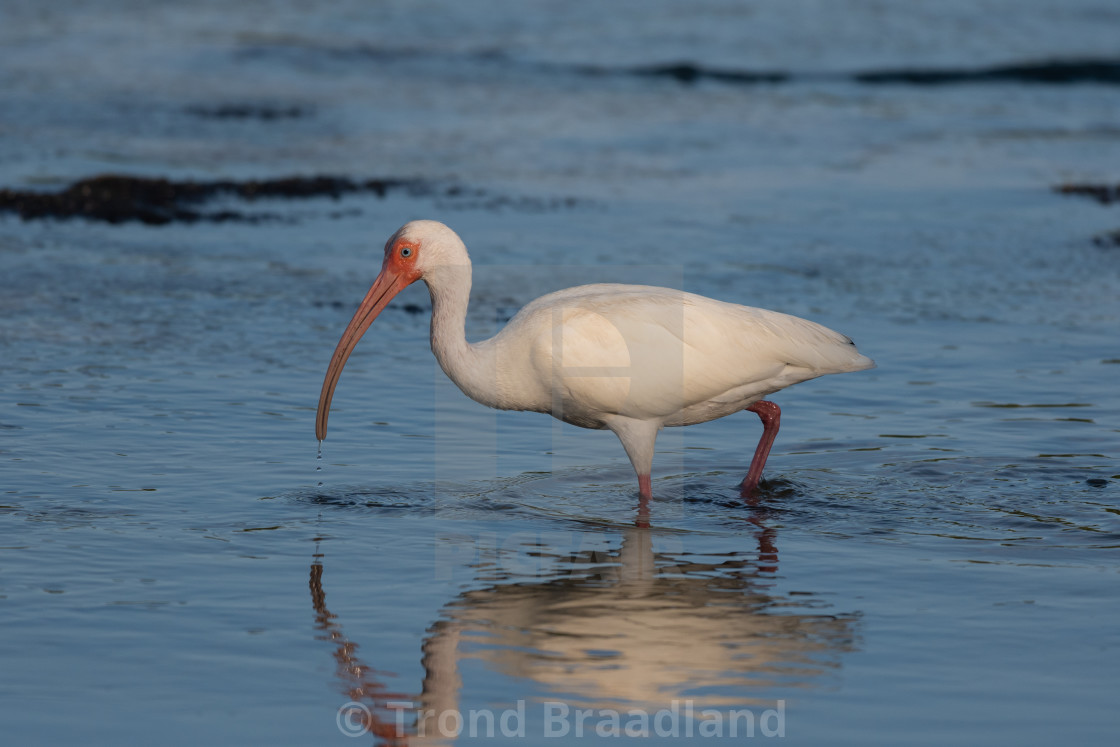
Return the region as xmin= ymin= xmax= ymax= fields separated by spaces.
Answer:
xmin=635 ymin=485 xmax=651 ymax=529
xmin=739 ymin=400 xmax=781 ymax=499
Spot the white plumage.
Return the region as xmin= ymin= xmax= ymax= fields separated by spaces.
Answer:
xmin=316 ymin=220 xmax=873 ymax=503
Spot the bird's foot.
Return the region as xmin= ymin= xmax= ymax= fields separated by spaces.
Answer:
xmin=739 ymin=475 xmax=764 ymax=501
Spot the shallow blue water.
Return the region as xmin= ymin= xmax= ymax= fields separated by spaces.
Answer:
xmin=2 ymin=1 xmax=1119 ymax=744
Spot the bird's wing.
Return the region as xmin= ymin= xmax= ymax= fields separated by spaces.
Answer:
xmin=510 ymin=284 xmax=867 ymax=421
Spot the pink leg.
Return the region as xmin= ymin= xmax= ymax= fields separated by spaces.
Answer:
xmin=637 ymin=474 xmax=652 ymax=500
xmin=739 ymin=401 xmax=781 ymax=499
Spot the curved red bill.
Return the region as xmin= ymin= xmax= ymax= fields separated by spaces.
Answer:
xmin=315 ymin=266 xmax=413 ymax=441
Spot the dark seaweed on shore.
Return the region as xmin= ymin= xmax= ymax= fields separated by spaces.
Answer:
xmin=578 ymin=57 xmax=1120 ymax=87
xmin=185 ymin=104 xmax=311 ymax=120
xmin=1093 ymin=230 xmax=1120 ymax=247
xmin=237 ymin=39 xmax=1120 ymax=90
xmin=851 ymin=58 xmax=1120 ymax=86
xmin=622 ymin=63 xmax=789 ymax=85
xmin=0 ymin=174 xmax=423 ymax=225
xmin=1054 ymin=183 xmax=1120 ymax=205
xmin=0 ymin=174 xmax=580 ymax=225
xmin=1054 ymin=183 xmax=1120 ymax=247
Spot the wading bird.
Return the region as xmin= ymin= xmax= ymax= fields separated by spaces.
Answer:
xmin=316 ymin=221 xmax=873 ymax=501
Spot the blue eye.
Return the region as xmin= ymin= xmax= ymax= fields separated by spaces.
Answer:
xmin=401 ymin=246 xmax=413 ymax=258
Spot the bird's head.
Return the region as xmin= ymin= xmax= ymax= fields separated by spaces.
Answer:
xmin=382 ymin=219 xmax=470 ymax=284
xmin=315 ymin=220 xmax=470 ymax=441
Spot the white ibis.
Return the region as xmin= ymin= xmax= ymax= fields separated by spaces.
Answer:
xmin=316 ymin=221 xmax=873 ymax=501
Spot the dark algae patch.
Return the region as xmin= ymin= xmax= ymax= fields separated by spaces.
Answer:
xmin=851 ymin=58 xmax=1120 ymax=86
xmin=623 ymin=63 xmax=789 ymax=86
xmin=1055 ymin=183 xmax=1120 ymax=205
xmin=185 ymin=104 xmax=311 ymax=120
xmin=1092 ymin=229 xmax=1120 ymax=248
xmin=580 ymin=57 xmax=1120 ymax=88
xmin=0 ymin=174 xmax=422 ymax=225
xmin=240 ymin=41 xmax=1120 ymax=90
xmin=0 ymin=174 xmax=585 ymax=225
xmin=1054 ymin=182 xmax=1120 ymax=247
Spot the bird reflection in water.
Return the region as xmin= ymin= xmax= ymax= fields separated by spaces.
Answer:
xmin=310 ymin=503 xmax=859 ymax=744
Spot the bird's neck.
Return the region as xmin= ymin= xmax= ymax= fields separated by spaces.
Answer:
xmin=425 ymin=264 xmax=501 ymax=408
